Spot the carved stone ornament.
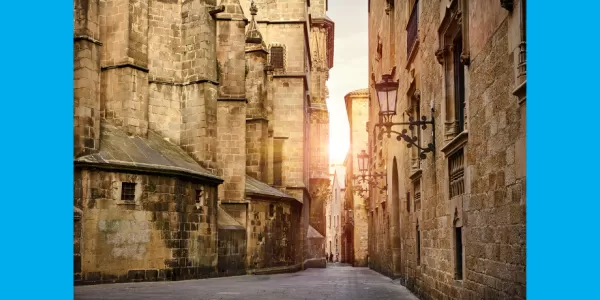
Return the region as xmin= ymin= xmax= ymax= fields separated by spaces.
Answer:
xmin=453 ymin=207 xmax=460 ymax=225
xmin=435 ymin=47 xmax=447 ymax=64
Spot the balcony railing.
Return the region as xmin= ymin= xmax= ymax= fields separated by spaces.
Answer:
xmin=406 ymin=0 xmax=419 ymax=56
xmin=518 ymin=41 xmax=526 ymax=79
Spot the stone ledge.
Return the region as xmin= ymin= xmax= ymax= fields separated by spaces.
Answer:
xmin=248 ymin=263 xmax=302 ymax=275
xmin=74 ymin=35 xmax=102 ymax=46
xmin=441 ymin=130 xmax=469 ymax=157
xmin=513 ymin=79 xmax=526 ymax=105
xmin=304 ymin=258 xmax=327 ymax=268
xmin=101 ymin=63 xmax=149 ymax=73
xmin=149 ymin=78 xmax=220 ymax=87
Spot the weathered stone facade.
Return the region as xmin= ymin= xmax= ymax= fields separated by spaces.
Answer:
xmin=343 ymin=89 xmax=370 ymax=267
xmin=74 ymin=0 xmax=335 ymax=284
xmin=327 ymin=165 xmax=344 ymax=261
xmin=364 ymin=0 xmax=526 ymax=299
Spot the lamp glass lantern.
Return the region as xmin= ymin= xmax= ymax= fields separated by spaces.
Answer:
xmin=374 ymin=73 xmax=400 ymax=121
xmin=357 ymin=150 xmax=369 ymax=174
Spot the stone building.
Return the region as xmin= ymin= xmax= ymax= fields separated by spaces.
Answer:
xmin=363 ymin=0 xmax=526 ymax=299
xmin=343 ymin=88 xmax=370 ymax=266
xmin=327 ymin=165 xmax=344 ymax=261
xmin=73 ymin=0 xmax=334 ymax=284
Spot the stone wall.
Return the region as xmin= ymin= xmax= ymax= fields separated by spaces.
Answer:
xmin=246 ymin=199 xmax=302 ymax=270
xmin=217 ymin=228 xmax=247 ymax=276
xmin=345 ymin=90 xmax=370 ymax=267
xmin=74 ymin=0 xmax=101 ymax=157
xmin=271 ymin=77 xmax=307 ymax=186
xmin=75 ymin=169 xmax=219 ymax=284
xmin=245 ymin=48 xmax=269 ymax=182
xmin=366 ymin=0 xmax=526 ymax=299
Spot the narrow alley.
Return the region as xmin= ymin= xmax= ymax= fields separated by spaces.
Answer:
xmin=75 ymin=265 xmax=419 ymax=300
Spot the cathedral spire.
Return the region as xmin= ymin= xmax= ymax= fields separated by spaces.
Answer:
xmin=245 ymin=0 xmax=265 ymax=46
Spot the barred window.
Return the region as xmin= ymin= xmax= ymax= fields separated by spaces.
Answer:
xmin=448 ymin=149 xmax=465 ymax=198
xmin=121 ymin=182 xmax=136 ymax=201
xmin=414 ymin=180 xmax=421 ymax=211
xmin=270 ymin=46 xmax=284 ymax=69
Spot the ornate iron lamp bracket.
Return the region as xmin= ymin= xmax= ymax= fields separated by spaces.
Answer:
xmin=352 ymin=171 xmax=387 ymax=198
xmin=375 ymin=112 xmax=436 ymax=159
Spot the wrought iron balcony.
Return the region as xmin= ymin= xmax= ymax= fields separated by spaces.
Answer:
xmin=406 ymin=0 xmax=419 ymax=56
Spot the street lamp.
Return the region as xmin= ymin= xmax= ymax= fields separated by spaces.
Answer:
xmin=357 ymin=150 xmax=369 ymax=174
xmin=374 ymin=73 xmax=399 ymax=122
xmin=352 ymin=150 xmax=387 ymax=198
xmin=372 ymin=67 xmax=436 ymax=159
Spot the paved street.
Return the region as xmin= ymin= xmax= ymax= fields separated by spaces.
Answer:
xmin=75 ymin=264 xmax=419 ymax=300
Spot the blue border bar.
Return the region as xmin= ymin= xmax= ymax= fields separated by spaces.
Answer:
xmin=0 ymin=1 xmax=73 ymax=299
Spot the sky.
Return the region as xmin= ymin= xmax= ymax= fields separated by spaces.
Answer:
xmin=326 ymin=0 xmax=369 ymax=165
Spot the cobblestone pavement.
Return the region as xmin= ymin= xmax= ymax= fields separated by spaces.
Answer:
xmin=75 ymin=264 xmax=420 ymax=300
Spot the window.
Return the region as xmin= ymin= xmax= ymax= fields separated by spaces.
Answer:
xmin=416 ymin=223 xmax=421 ymax=265
xmin=406 ymin=192 xmax=411 ymax=212
xmin=121 ymin=182 xmax=136 ymax=201
xmin=414 ymin=180 xmax=421 ymax=211
xmin=437 ymin=0 xmax=469 ymax=140
xmin=455 ymin=226 xmax=463 ymax=280
xmin=406 ymin=0 xmax=419 ymax=55
xmin=453 ymin=34 xmax=466 ymax=133
xmin=269 ymin=204 xmax=275 ymax=217
xmin=448 ymin=149 xmax=465 ymax=198
xmin=273 ymin=139 xmax=284 ymax=186
xmin=270 ymin=46 xmax=284 ymax=69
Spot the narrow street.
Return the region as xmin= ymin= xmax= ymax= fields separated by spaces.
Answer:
xmin=75 ymin=265 xmax=419 ymax=300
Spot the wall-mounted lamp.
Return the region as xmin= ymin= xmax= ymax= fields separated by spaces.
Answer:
xmin=352 ymin=150 xmax=387 ymax=198
xmin=373 ymin=67 xmax=436 ymax=159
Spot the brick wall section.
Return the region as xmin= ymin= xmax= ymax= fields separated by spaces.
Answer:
xmin=247 ymin=200 xmax=302 ymax=270
xmin=74 ymin=0 xmax=101 ymax=157
xmin=182 ymin=0 xmax=217 ymax=82
xmin=75 ymin=169 xmax=219 ymax=284
xmin=181 ymin=83 xmax=219 ymax=172
xmin=216 ymin=101 xmax=247 ymax=201
xmin=245 ymin=51 xmax=268 ymax=119
xmin=99 ymin=0 xmax=149 ymax=137
xmin=366 ymin=1 xmax=526 ymax=299
xmin=266 ymin=24 xmax=306 ymax=73
xmin=100 ymin=68 xmax=150 ymax=136
xmin=148 ymin=0 xmax=182 ymax=83
xmin=148 ymin=84 xmax=182 ymax=144
xmin=345 ymin=92 xmax=370 ymax=267
xmin=217 ymin=229 xmax=247 ymax=276
xmin=245 ymin=50 xmax=269 ymax=182
xmin=215 ymin=1 xmax=247 ymax=98
xmin=246 ymin=120 xmax=269 ymax=181
xmin=266 ymin=0 xmax=308 ymax=21
xmin=271 ymin=77 xmax=306 ymax=187
xmin=308 ymin=178 xmax=328 ymax=240
xmin=215 ymin=1 xmax=248 ymax=202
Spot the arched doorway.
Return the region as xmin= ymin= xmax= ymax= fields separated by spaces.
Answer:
xmin=391 ymin=157 xmax=402 ymax=276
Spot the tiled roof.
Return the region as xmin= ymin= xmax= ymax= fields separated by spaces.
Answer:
xmin=245 ymin=175 xmax=301 ymax=203
xmin=75 ymin=122 xmax=222 ymax=183
xmin=307 ymin=225 xmax=324 ymax=239
xmin=344 ymin=88 xmax=369 ymax=98
xmin=218 ymin=206 xmax=245 ymax=230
